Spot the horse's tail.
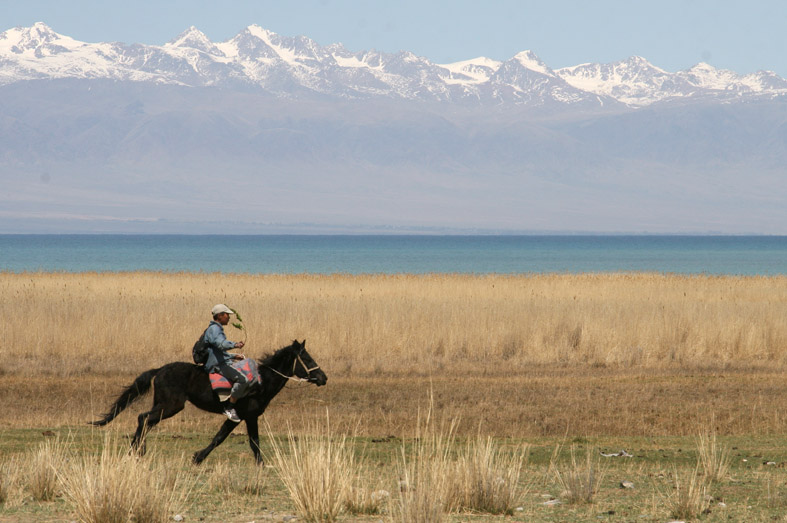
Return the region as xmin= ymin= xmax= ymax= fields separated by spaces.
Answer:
xmin=90 ymin=367 xmax=162 ymax=426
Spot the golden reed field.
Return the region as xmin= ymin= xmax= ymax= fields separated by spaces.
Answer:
xmin=2 ymin=271 xmax=787 ymax=436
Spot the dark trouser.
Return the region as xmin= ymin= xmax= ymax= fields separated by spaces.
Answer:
xmin=215 ymin=362 xmax=252 ymax=400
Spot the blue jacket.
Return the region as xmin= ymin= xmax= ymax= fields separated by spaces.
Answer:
xmin=204 ymin=321 xmax=238 ymax=371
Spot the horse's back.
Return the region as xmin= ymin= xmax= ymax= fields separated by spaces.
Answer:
xmin=152 ymin=361 xmax=209 ymax=394
xmin=155 ymin=360 xmax=201 ymax=377
xmin=155 ymin=361 xmax=221 ymax=412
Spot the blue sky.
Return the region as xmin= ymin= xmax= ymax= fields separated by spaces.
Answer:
xmin=2 ymin=0 xmax=786 ymax=75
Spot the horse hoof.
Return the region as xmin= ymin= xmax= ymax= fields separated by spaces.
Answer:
xmin=192 ymin=452 xmax=204 ymax=465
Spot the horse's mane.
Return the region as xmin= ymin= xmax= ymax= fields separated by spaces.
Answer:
xmin=257 ymin=342 xmax=297 ymax=367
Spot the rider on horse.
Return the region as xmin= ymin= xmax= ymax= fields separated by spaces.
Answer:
xmin=205 ymin=304 xmax=251 ymax=422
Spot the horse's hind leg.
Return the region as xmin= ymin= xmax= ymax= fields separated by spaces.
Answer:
xmin=192 ymin=419 xmax=240 ymax=464
xmin=130 ymin=399 xmax=185 ymax=455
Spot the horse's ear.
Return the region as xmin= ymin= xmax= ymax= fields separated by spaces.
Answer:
xmin=301 ymin=339 xmax=306 ymax=347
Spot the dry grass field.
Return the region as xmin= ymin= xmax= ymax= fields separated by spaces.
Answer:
xmin=1 ymin=271 xmax=787 ymax=433
xmin=4 ymin=271 xmax=787 ymax=374
xmin=2 ymin=271 xmax=787 ymax=521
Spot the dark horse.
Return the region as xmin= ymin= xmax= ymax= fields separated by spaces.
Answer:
xmin=91 ymin=340 xmax=327 ymax=464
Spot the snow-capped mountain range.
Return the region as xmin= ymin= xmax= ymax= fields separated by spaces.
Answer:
xmin=2 ymin=22 xmax=786 ymax=107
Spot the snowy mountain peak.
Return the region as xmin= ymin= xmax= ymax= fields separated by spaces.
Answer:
xmin=618 ymin=56 xmax=666 ymax=74
xmin=459 ymin=56 xmax=501 ymax=69
xmin=0 ymin=22 xmax=84 ymax=58
xmin=244 ymin=24 xmax=274 ymax=40
xmin=438 ymin=56 xmax=502 ymax=85
xmin=165 ymin=26 xmax=223 ymax=57
xmin=1 ymin=23 xmax=785 ymax=107
xmin=687 ymin=62 xmax=718 ymax=73
xmin=512 ymin=50 xmax=553 ymax=75
xmin=555 ymin=55 xmax=689 ymax=106
xmin=680 ymin=62 xmax=741 ymax=90
xmin=625 ymin=55 xmax=652 ymax=65
xmin=1 ymin=22 xmax=65 ymax=49
xmin=21 ymin=21 xmax=59 ymax=41
xmin=168 ymin=26 xmax=210 ymax=46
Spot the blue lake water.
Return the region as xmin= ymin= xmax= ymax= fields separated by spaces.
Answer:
xmin=0 ymin=235 xmax=785 ymax=275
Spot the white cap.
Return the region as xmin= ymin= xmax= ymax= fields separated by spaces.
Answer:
xmin=211 ymin=304 xmax=234 ymax=316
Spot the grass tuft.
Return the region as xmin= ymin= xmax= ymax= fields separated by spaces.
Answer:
xmin=267 ymin=416 xmax=357 ymax=523
xmin=27 ymin=436 xmax=69 ymax=501
xmin=551 ymin=444 xmax=605 ymax=505
xmin=667 ymin=464 xmax=711 ymax=521
xmin=0 ymin=457 xmax=21 ymax=506
xmin=696 ymin=429 xmax=731 ymax=484
xmin=344 ymin=485 xmax=389 ymax=516
xmin=446 ymin=435 xmax=529 ymax=514
xmin=211 ymin=460 xmax=267 ymax=497
xmin=57 ymin=433 xmax=193 ymax=523
xmin=393 ymin=404 xmax=457 ymax=523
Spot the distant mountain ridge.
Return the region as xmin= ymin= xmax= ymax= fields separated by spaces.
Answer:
xmin=2 ymin=22 xmax=785 ymax=234
xmin=2 ymin=22 xmax=786 ymax=108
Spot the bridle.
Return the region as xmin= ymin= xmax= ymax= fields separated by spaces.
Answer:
xmin=265 ymin=350 xmax=321 ymax=383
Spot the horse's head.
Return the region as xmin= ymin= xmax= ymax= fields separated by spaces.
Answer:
xmin=291 ymin=339 xmax=327 ymax=386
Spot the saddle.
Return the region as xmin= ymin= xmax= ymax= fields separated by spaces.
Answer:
xmin=208 ymin=358 xmax=262 ymax=401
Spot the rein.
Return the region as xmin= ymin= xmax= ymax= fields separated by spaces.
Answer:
xmin=264 ymin=353 xmax=320 ymax=383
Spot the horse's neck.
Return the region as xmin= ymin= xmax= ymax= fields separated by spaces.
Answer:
xmin=261 ymin=351 xmax=296 ymax=381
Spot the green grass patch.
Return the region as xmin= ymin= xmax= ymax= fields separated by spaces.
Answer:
xmin=2 ymin=427 xmax=787 ymax=522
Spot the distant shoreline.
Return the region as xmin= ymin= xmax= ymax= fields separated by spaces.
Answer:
xmin=1 ymin=234 xmax=785 ymax=275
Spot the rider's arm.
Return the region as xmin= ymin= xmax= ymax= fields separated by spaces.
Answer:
xmin=204 ymin=323 xmax=237 ymax=351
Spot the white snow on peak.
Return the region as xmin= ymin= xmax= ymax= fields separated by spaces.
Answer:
xmin=242 ymin=24 xmax=309 ymax=66
xmin=513 ymin=50 xmax=552 ymax=75
xmin=18 ymin=21 xmax=59 ymax=42
xmin=0 ymin=22 xmax=83 ymax=54
xmin=679 ymin=62 xmax=741 ymax=90
xmin=740 ymin=70 xmax=787 ymax=92
xmin=166 ymin=26 xmax=212 ymax=48
xmin=332 ymin=52 xmax=383 ymax=70
xmin=398 ymin=50 xmax=423 ymax=63
xmin=554 ymin=56 xmax=679 ymax=105
xmin=31 ymin=21 xmax=53 ymax=30
xmin=690 ymin=62 xmax=716 ymax=71
xmin=245 ymin=24 xmax=272 ymax=41
xmin=623 ymin=55 xmax=662 ymax=69
xmin=213 ymin=40 xmax=238 ymax=59
xmin=2 ymin=23 xmax=786 ymax=104
xmin=439 ymin=56 xmax=501 ymax=71
xmin=0 ymin=23 xmax=176 ymax=86
xmin=438 ymin=56 xmax=501 ymax=85
xmin=214 ymin=24 xmax=273 ymax=61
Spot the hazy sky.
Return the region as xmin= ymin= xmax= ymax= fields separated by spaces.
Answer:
xmin=2 ymin=0 xmax=786 ymax=76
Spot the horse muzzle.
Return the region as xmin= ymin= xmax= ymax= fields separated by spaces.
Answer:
xmin=309 ymin=370 xmax=328 ymax=386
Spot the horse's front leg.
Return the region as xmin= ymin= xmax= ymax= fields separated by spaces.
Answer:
xmin=245 ymin=416 xmax=263 ymax=465
xmin=192 ymin=418 xmax=240 ymax=465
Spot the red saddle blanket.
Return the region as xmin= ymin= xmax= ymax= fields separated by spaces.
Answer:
xmin=208 ymin=358 xmax=261 ymax=391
